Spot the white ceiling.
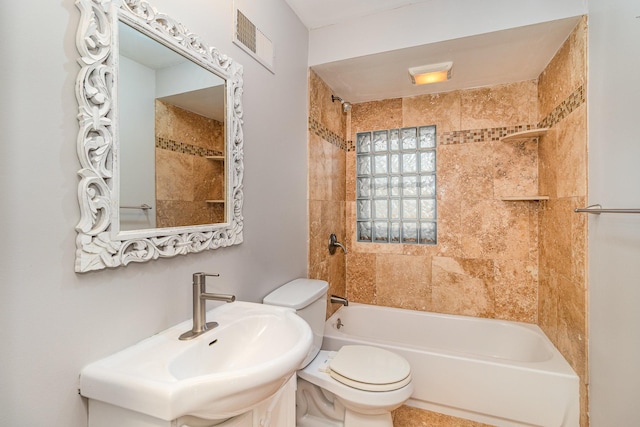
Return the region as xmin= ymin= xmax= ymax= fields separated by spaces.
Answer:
xmin=284 ymin=0 xmax=581 ymax=103
xmin=283 ymin=0 xmax=433 ymax=30
xmin=119 ymin=22 xmax=225 ymax=121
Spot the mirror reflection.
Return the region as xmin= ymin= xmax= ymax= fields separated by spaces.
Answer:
xmin=118 ymin=22 xmax=226 ymax=231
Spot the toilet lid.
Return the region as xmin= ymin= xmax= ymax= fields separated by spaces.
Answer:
xmin=328 ymin=345 xmax=411 ymax=392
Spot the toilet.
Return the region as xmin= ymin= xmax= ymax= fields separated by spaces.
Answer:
xmin=263 ymin=278 xmax=413 ymax=427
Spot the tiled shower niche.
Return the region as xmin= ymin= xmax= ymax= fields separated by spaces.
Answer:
xmin=356 ymin=125 xmax=437 ymax=244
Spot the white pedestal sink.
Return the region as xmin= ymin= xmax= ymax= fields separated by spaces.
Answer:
xmin=80 ymin=302 xmax=312 ymax=423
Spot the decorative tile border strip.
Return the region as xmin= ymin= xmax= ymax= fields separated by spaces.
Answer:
xmin=440 ymin=124 xmax=536 ymax=145
xmin=428 ymin=85 xmax=585 ymax=145
xmin=311 ymin=84 xmax=585 ymax=149
xmin=156 ymin=137 xmax=223 ymax=157
xmin=538 ymin=85 xmax=585 ymax=129
xmin=347 ymin=140 xmax=355 ymax=152
xmin=309 ymin=118 xmax=348 ymax=150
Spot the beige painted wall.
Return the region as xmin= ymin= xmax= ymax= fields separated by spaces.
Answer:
xmin=0 ymin=1 xmax=310 ymax=425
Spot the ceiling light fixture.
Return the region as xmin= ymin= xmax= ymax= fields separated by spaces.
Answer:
xmin=408 ymin=61 xmax=453 ymax=85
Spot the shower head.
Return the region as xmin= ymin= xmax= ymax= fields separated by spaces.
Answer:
xmin=332 ymin=94 xmax=352 ymax=113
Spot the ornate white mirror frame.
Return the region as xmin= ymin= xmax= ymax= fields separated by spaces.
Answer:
xmin=75 ymin=0 xmax=244 ymax=273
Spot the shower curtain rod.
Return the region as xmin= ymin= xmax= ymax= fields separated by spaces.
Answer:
xmin=574 ymin=204 xmax=640 ymax=214
xmin=120 ymin=204 xmax=153 ymax=210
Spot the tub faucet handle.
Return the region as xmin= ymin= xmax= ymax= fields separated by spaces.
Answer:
xmin=329 ymin=234 xmax=347 ymax=255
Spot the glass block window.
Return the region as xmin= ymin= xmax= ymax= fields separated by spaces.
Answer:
xmin=356 ymin=126 xmax=436 ymax=244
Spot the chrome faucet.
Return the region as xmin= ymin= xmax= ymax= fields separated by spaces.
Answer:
xmin=179 ymin=272 xmax=236 ymax=340
xmin=330 ymin=295 xmax=349 ymax=306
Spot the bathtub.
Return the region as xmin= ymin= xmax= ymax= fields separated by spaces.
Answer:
xmin=322 ymin=303 xmax=579 ymax=427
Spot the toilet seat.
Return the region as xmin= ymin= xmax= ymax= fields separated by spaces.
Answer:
xmin=298 ymin=348 xmax=414 ymax=423
xmin=328 ymin=345 xmax=411 ymax=392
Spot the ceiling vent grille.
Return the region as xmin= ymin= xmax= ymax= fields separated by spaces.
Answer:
xmin=234 ymin=8 xmax=275 ymax=73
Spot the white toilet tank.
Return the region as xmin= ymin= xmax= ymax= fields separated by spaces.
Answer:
xmin=263 ymin=278 xmax=328 ymax=368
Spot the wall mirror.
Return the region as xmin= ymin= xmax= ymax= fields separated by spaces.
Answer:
xmin=75 ymin=0 xmax=244 ymax=272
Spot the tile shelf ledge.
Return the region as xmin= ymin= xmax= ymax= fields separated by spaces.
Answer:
xmin=206 ymin=155 xmax=225 ymax=160
xmin=500 ymin=196 xmax=550 ymax=201
xmin=501 ymin=128 xmax=549 ymax=143
xmin=205 ymin=200 xmax=225 ymax=203
xmin=499 ymin=128 xmax=549 ymax=201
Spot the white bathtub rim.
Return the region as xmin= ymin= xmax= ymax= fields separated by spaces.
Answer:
xmin=324 ymin=303 xmax=575 ymax=374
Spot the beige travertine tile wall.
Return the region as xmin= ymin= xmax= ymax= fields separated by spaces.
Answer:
xmin=346 ymin=80 xmax=540 ymax=323
xmin=308 ymin=70 xmax=347 ymax=316
xmin=537 ymin=16 xmax=589 ymax=427
xmin=155 ymin=100 xmax=225 ymax=227
xmin=307 ymin=17 xmax=588 ymax=427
